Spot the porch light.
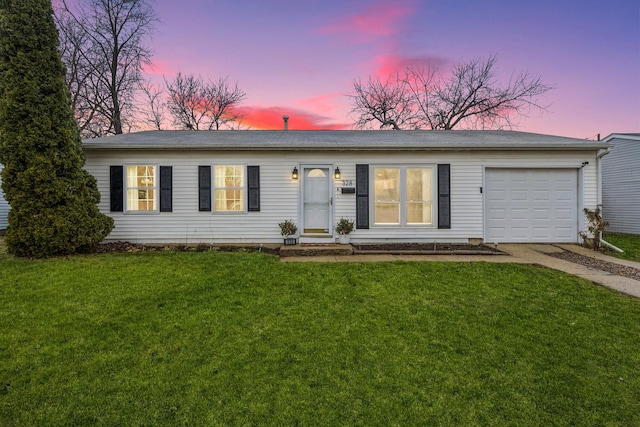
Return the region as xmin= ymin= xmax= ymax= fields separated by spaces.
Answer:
xmin=292 ymin=167 xmax=299 ymax=180
xmin=334 ymin=166 xmax=341 ymax=180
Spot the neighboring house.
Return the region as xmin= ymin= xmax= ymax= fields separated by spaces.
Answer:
xmin=82 ymin=130 xmax=610 ymax=245
xmin=601 ymin=133 xmax=640 ymax=235
xmin=0 ymin=164 xmax=8 ymax=231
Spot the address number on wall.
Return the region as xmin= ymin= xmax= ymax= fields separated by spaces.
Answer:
xmin=341 ymin=180 xmax=353 ymax=187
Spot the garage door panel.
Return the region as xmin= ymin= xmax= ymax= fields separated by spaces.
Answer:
xmin=487 ymin=189 xmax=506 ymax=202
xmin=491 ymin=227 xmax=506 ymax=239
xmin=533 ymin=173 xmax=551 ymax=183
xmin=511 ymin=227 xmax=530 ymax=239
xmin=486 ymin=169 xmax=577 ymax=243
xmin=556 ymin=190 xmax=572 ymax=201
xmin=556 ymin=208 xmax=573 ymax=220
xmin=533 ymin=227 xmax=552 ymax=239
xmin=511 ymin=208 xmax=528 ymax=220
xmin=511 ymin=171 xmax=528 ymax=182
xmin=555 ymin=175 xmax=574 ymax=184
xmin=511 ymin=190 xmax=528 ymax=201
xmin=488 ymin=208 xmax=506 ymax=220
xmin=533 ymin=208 xmax=550 ymax=220
xmin=555 ymin=227 xmax=573 ymax=240
xmin=533 ymin=190 xmax=550 ymax=201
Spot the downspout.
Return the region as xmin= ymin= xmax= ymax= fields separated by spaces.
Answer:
xmin=595 ymin=147 xmax=623 ymax=252
xmin=596 ymin=146 xmax=609 ymax=207
xmin=599 ymin=232 xmax=623 ymax=253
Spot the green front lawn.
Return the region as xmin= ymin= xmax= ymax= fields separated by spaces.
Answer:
xmin=604 ymin=233 xmax=640 ymax=262
xmin=1 ymin=251 xmax=639 ymax=426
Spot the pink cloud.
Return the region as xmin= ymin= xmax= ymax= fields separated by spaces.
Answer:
xmin=235 ymin=106 xmax=350 ymax=130
xmin=296 ymin=93 xmax=344 ymax=114
xmin=318 ymin=1 xmax=414 ymax=43
xmin=141 ymin=60 xmax=175 ymax=76
xmin=372 ymin=54 xmax=450 ymax=77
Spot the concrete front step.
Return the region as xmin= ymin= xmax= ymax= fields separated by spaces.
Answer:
xmin=279 ymin=244 xmax=354 ymax=257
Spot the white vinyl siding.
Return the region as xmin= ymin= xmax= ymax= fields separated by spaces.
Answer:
xmin=84 ymin=149 xmax=599 ymax=244
xmin=602 ymin=136 xmax=640 ymax=235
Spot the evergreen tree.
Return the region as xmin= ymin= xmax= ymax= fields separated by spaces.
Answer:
xmin=0 ymin=0 xmax=113 ymax=257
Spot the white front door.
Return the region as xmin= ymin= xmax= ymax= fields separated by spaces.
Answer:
xmin=302 ymin=166 xmax=332 ymax=234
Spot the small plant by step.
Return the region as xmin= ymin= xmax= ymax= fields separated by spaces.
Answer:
xmin=335 ymin=217 xmax=355 ymax=235
xmin=278 ymin=219 xmax=298 ymax=237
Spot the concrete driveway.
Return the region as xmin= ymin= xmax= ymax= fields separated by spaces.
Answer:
xmin=498 ymin=244 xmax=640 ymax=298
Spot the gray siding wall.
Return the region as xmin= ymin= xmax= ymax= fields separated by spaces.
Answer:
xmin=84 ymin=149 xmax=598 ymax=244
xmin=602 ymin=137 xmax=640 ymax=235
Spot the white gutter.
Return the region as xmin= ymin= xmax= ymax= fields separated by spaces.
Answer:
xmin=595 ymin=147 xmax=622 ymax=252
xmin=597 ymin=147 xmax=611 ymax=159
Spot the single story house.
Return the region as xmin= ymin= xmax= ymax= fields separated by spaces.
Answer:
xmin=81 ymin=130 xmax=610 ymax=245
xmin=601 ymin=133 xmax=640 ymax=235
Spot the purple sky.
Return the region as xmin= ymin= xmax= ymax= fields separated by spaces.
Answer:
xmin=137 ymin=0 xmax=639 ymax=137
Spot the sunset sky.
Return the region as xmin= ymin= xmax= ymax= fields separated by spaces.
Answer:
xmin=140 ymin=0 xmax=638 ymax=138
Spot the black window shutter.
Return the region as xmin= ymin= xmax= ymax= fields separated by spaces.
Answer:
xmin=198 ymin=165 xmax=211 ymax=212
xmin=110 ymin=165 xmax=123 ymax=212
xmin=356 ymin=164 xmax=369 ymax=229
xmin=247 ymin=166 xmax=260 ymax=212
xmin=438 ymin=164 xmax=451 ymax=229
xmin=159 ymin=166 xmax=172 ymax=212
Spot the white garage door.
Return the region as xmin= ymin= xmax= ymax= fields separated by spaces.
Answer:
xmin=485 ymin=168 xmax=578 ymax=243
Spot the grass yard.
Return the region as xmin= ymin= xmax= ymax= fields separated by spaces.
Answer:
xmin=1 ymin=251 xmax=639 ymax=426
xmin=604 ymin=233 xmax=640 ymax=262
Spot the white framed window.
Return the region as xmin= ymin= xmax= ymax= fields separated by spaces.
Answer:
xmin=126 ymin=164 xmax=157 ymax=212
xmin=373 ymin=166 xmax=434 ymax=225
xmin=213 ymin=165 xmax=245 ymax=212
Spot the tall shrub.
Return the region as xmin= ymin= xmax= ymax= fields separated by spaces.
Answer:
xmin=0 ymin=0 xmax=113 ymax=257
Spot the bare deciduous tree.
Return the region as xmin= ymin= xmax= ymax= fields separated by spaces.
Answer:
xmin=350 ymin=55 xmax=553 ymax=131
xmin=56 ymin=0 xmax=158 ymax=137
xmin=165 ymin=73 xmax=247 ymax=130
xmin=55 ymin=9 xmax=106 ymax=137
xmin=138 ymin=80 xmax=166 ymax=130
xmin=165 ymin=73 xmax=204 ymax=130
xmin=350 ymin=74 xmax=416 ymax=130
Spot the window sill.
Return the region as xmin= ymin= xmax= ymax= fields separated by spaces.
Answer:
xmin=211 ymin=211 xmax=248 ymax=215
xmin=124 ymin=211 xmax=160 ymax=215
xmin=372 ymin=224 xmax=436 ymax=228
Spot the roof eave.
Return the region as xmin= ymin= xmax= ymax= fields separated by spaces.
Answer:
xmin=602 ymin=133 xmax=640 ymax=142
xmin=82 ymin=143 xmax=611 ymax=151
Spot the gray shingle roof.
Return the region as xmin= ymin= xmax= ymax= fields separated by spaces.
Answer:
xmin=82 ymin=130 xmax=610 ymax=151
xmin=603 ymin=133 xmax=640 ymax=142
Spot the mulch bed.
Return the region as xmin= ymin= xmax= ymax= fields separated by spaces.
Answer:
xmin=91 ymin=242 xmax=501 ymax=256
xmin=91 ymin=241 xmax=280 ymax=255
xmin=353 ymin=243 xmax=502 ymax=254
xmin=547 ymin=251 xmax=640 ymax=281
